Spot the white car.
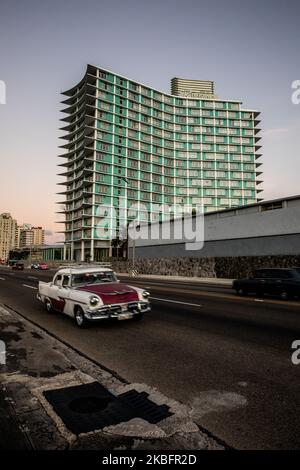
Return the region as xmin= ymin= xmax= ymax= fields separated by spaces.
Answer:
xmin=37 ymin=265 xmax=150 ymax=327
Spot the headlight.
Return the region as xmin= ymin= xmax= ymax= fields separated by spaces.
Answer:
xmin=142 ymin=290 xmax=150 ymax=298
xmin=89 ymin=295 xmax=100 ymax=306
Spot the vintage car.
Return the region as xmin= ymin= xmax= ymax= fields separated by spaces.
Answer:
xmin=37 ymin=265 xmax=150 ymax=327
xmin=37 ymin=263 xmax=49 ymax=270
xmin=232 ymin=268 xmax=300 ymax=299
xmin=31 ymin=263 xmax=49 ymax=270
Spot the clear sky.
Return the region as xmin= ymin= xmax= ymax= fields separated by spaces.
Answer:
xmin=0 ymin=0 xmax=299 ymax=243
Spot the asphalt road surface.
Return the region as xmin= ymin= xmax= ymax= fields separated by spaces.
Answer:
xmin=0 ymin=267 xmax=300 ymax=449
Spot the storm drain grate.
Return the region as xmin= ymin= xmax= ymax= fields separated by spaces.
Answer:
xmin=43 ymin=381 xmax=172 ymax=435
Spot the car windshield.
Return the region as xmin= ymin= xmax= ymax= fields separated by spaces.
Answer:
xmin=71 ymin=271 xmax=117 ymax=287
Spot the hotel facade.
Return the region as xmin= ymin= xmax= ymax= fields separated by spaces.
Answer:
xmin=58 ymin=65 xmax=262 ymax=261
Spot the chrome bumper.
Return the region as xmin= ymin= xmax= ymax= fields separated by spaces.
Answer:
xmin=84 ymin=301 xmax=151 ymax=321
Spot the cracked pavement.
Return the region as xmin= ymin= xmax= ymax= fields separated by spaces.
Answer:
xmin=0 ymin=305 xmax=223 ymax=450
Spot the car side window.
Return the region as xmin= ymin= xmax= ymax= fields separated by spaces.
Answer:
xmin=270 ymin=270 xmax=281 ymax=279
xmin=255 ymin=270 xmax=265 ymax=279
xmin=264 ymin=270 xmax=275 ymax=279
xmin=287 ymin=270 xmax=296 ymax=278
xmin=54 ymin=274 xmax=62 ymax=286
xmin=280 ymin=271 xmax=292 ymax=279
xmin=62 ymin=275 xmax=70 ymax=287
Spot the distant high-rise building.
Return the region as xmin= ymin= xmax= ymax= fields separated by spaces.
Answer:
xmin=15 ymin=225 xmax=21 ymax=248
xmin=58 ymin=64 xmax=262 ymax=261
xmin=32 ymin=226 xmax=45 ymax=246
xmin=19 ymin=225 xmax=44 ymax=248
xmin=0 ymin=213 xmax=17 ymax=261
xmin=20 ymin=227 xmax=33 ymax=247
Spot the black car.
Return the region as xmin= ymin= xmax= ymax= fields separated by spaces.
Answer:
xmin=12 ymin=262 xmax=24 ymax=271
xmin=232 ymin=268 xmax=300 ymax=299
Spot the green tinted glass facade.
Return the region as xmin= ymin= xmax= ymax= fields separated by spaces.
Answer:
xmin=58 ymin=64 xmax=262 ymax=261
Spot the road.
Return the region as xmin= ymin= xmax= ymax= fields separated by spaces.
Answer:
xmin=0 ymin=267 xmax=300 ymax=449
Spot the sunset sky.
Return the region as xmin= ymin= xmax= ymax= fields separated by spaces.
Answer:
xmin=0 ymin=0 xmax=299 ymax=244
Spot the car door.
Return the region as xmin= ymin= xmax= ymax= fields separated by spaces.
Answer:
xmin=50 ymin=274 xmax=70 ymax=313
xmin=263 ymin=270 xmax=279 ymax=295
xmin=56 ymin=275 xmax=71 ymax=314
xmin=276 ymin=270 xmax=295 ymax=297
xmin=269 ymin=270 xmax=285 ymax=296
xmin=253 ymin=270 xmax=268 ymax=294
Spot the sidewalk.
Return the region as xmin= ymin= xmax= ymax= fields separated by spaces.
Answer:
xmin=117 ymin=273 xmax=233 ymax=286
xmin=0 ymin=386 xmax=32 ymax=449
xmin=0 ymin=304 xmax=223 ymax=450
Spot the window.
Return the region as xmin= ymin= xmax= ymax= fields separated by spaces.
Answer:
xmin=54 ymin=275 xmax=62 ymax=286
xmin=203 ymin=162 xmax=214 ymax=169
xmin=203 ymin=180 xmax=213 ymax=187
xmin=128 ymin=169 xmax=137 ymax=177
xmin=261 ymin=202 xmax=283 ymax=212
xmin=220 ymin=198 xmax=229 ymax=205
xmin=62 ymin=276 xmax=70 ymax=287
xmin=203 ymin=197 xmax=212 ymax=204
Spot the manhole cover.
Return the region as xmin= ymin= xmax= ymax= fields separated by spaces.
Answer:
xmin=43 ymin=382 xmax=172 ymax=435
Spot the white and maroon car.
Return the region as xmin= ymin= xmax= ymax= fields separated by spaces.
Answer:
xmin=37 ymin=265 xmax=150 ymax=327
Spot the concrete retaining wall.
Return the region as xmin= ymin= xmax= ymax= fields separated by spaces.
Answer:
xmin=46 ymin=255 xmax=300 ymax=279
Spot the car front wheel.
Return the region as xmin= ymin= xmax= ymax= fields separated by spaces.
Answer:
xmin=280 ymin=290 xmax=293 ymax=300
xmin=132 ymin=312 xmax=144 ymax=321
xmin=236 ymin=288 xmax=246 ymax=296
xmin=74 ymin=307 xmax=88 ymax=328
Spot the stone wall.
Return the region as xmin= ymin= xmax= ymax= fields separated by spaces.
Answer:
xmin=110 ymin=257 xmax=216 ymax=277
xmin=214 ymin=255 xmax=300 ymax=279
xmin=45 ymin=255 xmax=300 ymax=279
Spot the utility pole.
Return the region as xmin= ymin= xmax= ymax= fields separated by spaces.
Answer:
xmin=132 ymin=221 xmax=136 ymax=271
xmin=29 ymin=244 xmax=32 ymax=266
xmin=121 ymin=177 xmax=137 ymax=273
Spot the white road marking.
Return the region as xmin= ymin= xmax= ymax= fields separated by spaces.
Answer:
xmin=22 ymin=284 xmax=38 ymax=290
xmin=0 ymin=277 xmax=6 ymax=280
xmin=254 ymin=299 xmax=264 ymax=302
xmin=151 ymin=297 xmax=203 ymax=308
xmin=27 ymin=276 xmax=38 ymax=280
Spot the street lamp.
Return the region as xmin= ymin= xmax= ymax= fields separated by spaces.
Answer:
xmin=121 ymin=177 xmax=138 ymax=272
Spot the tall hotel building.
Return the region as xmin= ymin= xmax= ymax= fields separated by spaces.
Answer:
xmin=0 ymin=213 xmax=17 ymax=261
xmin=58 ymin=65 xmax=262 ymax=261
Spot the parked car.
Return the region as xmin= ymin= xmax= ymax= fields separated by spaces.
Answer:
xmin=31 ymin=263 xmax=39 ymax=269
xmin=31 ymin=263 xmax=49 ymax=270
xmin=232 ymin=268 xmax=300 ymax=299
xmin=37 ymin=265 xmax=151 ymax=327
xmin=12 ymin=262 xmax=24 ymax=271
xmin=38 ymin=263 xmax=49 ymax=270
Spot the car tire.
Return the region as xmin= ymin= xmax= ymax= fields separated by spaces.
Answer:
xmin=45 ymin=298 xmax=53 ymax=313
xmin=236 ymin=288 xmax=246 ymax=296
xmin=74 ymin=307 xmax=88 ymax=328
xmin=255 ymin=291 xmax=265 ymax=298
xmin=132 ymin=312 xmax=144 ymax=321
xmin=280 ymin=291 xmax=292 ymax=300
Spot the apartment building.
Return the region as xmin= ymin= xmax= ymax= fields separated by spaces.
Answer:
xmin=58 ymin=65 xmax=262 ymax=261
